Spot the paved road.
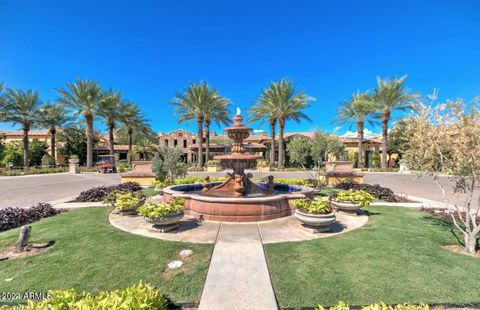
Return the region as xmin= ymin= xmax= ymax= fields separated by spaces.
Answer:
xmin=364 ymin=173 xmax=480 ymax=207
xmin=0 ymin=171 xmax=475 ymax=209
xmin=0 ymin=173 xmax=120 ymax=208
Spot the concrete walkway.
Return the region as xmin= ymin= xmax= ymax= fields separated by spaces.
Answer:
xmin=199 ymin=223 xmax=278 ymax=310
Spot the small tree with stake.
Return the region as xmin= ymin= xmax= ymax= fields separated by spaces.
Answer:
xmin=152 ymin=147 xmax=188 ymax=185
xmin=403 ymin=97 xmax=480 ymax=253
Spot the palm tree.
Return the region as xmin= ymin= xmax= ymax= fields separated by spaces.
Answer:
xmin=171 ymin=82 xmax=222 ymax=168
xmin=256 ymin=79 xmax=314 ymax=168
xmin=118 ymin=101 xmax=151 ymax=165
xmin=248 ymin=99 xmax=278 ymax=168
xmin=334 ymin=91 xmax=375 ymax=168
xmin=57 ymin=78 xmax=105 ymax=167
xmin=98 ymin=90 xmax=122 ymax=160
xmin=204 ymin=91 xmax=231 ymax=163
xmin=372 ymin=75 xmax=418 ymax=169
xmin=133 ymin=138 xmax=157 ymax=160
xmin=0 ymin=89 xmax=42 ymax=169
xmin=38 ymin=102 xmax=72 ymax=161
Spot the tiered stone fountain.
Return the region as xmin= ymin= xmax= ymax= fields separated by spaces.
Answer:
xmin=163 ymin=108 xmax=313 ymax=222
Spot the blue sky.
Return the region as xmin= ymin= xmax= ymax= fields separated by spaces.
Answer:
xmin=1 ymin=1 xmax=479 ymax=136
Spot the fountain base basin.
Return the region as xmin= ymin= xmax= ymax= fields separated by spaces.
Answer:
xmin=163 ymin=183 xmax=314 ymax=222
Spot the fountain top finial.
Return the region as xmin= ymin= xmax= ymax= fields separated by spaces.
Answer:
xmin=236 ymin=107 xmax=241 ymax=116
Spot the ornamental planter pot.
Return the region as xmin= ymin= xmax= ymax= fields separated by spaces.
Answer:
xmin=117 ymin=199 xmax=145 ymax=216
xmin=68 ymin=159 xmax=80 ymax=174
xmin=331 ymin=200 xmax=361 ymax=215
xmin=295 ymin=209 xmax=336 ymax=233
xmin=144 ymin=211 xmax=184 ymax=232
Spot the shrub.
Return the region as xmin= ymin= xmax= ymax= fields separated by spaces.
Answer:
xmin=332 ymin=189 xmax=375 ymax=207
xmin=104 ymin=191 xmax=144 ymax=210
xmin=170 ymin=196 xmax=185 ymax=207
xmin=74 ymin=182 xmax=142 ymax=202
xmin=138 ymin=202 xmax=183 ymax=219
xmin=315 ymin=302 xmax=429 ymax=310
xmin=0 ymin=203 xmax=62 ymax=232
xmin=257 ymin=159 xmax=270 ymax=168
xmin=206 ymin=159 xmax=221 ymax=167
xmin=292 ymin=198 xmax=332 ymax=214
xmin=1 ymin=282 xmax=169 ymax=310
xmin=41 ymin=154 xmax=55 ymax=167
xmin=335 ymin=182 xmax=399 ymax=202
xmin=152 ymin=147 xmax=188 ymax=181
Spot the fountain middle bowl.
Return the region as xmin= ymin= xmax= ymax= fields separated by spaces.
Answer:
xmin=163 ymin=182 xmax=314 ymax=222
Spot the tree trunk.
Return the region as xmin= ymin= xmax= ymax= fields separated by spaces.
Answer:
xmin=381 ymin=112 xmax=390 ymax=170
xmin=108 ymin=122 xmax=115 ymax=165
xmin=465 ymin=234 xmax=477 ymax=254
xmin=85 ymin=114 xmax=94 ymax=167
xmin=269 ymin=119 xmax=276 ymax=168
xmin=15 ymin=225 xmax=31 ymax=252
xmin=127 ymin=126 xmax=133 ymax=166
xmin=278 ymin=118 xmax=285 ymax=169
xmin=205 ymin=118 xmax=210 ymax=164
xmin=23 ymin=126 xmax=30 ymax=170
xmin=357 ymin=121 xmax=364 ymax=168
xmin=197 ymin=117 xmax=204 ymax=169
xmin=50 ymin=127 xmax=56 ymax=164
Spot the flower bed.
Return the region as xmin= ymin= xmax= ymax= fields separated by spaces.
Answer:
xmin=0 ymin=203 xmax=62 ymax=232
xmin=74 ymin=182 xmax=142 ymax=202
xmin=335 ymin=182 xmax=401 ymax=202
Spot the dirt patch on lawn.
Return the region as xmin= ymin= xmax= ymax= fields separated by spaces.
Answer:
xmin=0 ymin=242 xmax=55 ymax=261
xmin=443 ymin=244 xmax=480 ymax=259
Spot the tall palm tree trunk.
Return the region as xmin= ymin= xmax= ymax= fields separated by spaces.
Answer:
xmin=269 ymin=119 xmax=276 ymax=168
xmin=85 ymin=114 xmax=94 ymax=167
xmin=108 ymin=122 xmax=115 ymax=164
xmin=381 ymin=112 xmax=390 ymax=169
xmin=127 ymin=126 xmax=133 ymax=166
xmin=22 ymin=126 xmax=30 ymax=170
xmin=205 ymin=118 xmax=210 ymax=164
xmin=278 ymin=117 xmax=285 ymax=169
xmin=50 ymin=127 xmax=56 ymax=163
xmin=197 ymin=117 xmax=204 ymax=169
xmin=357 ymin=121 xmax=364 ymax=168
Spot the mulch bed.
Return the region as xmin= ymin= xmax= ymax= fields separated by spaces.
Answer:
xmin=0 ymin=242 xmax=55 ymax=261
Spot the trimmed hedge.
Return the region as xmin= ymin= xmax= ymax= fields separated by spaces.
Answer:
xmin=334 ymin=182 xmax=400 ymax=202
xmin=74 ymin=182 xmax=142 ymax=202
xmin=0 ymin=203 xmax=61 ymax=232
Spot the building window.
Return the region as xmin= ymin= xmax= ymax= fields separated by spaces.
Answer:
xmin=174 ymin=139 xmax=178 ymax=146
xmin=192 ymin=139 xmax=196 ymax=145
xmin=183 ymin=140 xmax=187 ymax=148
xmin=164 ymin=139 xmax=169 ymax=147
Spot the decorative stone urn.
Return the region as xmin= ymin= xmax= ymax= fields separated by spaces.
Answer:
xmin=68 ymin=159 xmax=80 ymax=174
xmin=117 ymin=199 xmax=145 ymax=216
xmin=145 ymin=211 xmax=184 ymax=233
xmin=331 ymin=200 xmax=361 ymax=215
xmin=295 ymin=209 xmax=336 ymax=233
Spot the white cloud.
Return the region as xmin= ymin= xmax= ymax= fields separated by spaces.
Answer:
xmin=340 ymin=128 xmax=379 ymax=138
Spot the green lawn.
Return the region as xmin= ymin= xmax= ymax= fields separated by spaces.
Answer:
xmin=264 ymin=206 xmax=480 ymax=308
xmin=141 ymin=187 xmax=158 ymax=197
xmin=0 ymin=207 xmax=213 ymax=304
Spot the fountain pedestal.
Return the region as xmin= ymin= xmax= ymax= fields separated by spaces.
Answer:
xmin=203 ymin=112 xmax=273 ymax=198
